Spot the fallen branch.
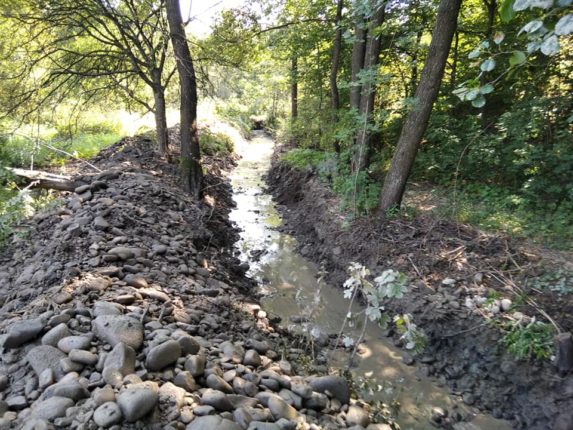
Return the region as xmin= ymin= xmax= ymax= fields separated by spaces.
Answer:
xmin=7 ymin=167 xmax=79 ymax=192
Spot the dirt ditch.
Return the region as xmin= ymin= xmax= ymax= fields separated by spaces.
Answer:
xmin=266 ymin=157 xmax=573 ymax=430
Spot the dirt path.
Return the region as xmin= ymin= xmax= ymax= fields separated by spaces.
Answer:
xmin=0 ymin=135 xmax=395 ymax=429
xmin=266 ymin=159 xmax=573 ymax=430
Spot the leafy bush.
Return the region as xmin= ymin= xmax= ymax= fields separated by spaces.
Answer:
xmin=500 ymin=320 xmax=554 ymax=361
xmin=199 ymin=128 xmax=234 ymax=156
xmin=215 ymin=102 xmax=254 ymax=137
xmin=281 ymin=148 xmax=329 ymax=170
xmin=333 ymin=170 xmax=381 ymax=216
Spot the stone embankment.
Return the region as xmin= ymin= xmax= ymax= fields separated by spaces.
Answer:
xmin=0 ymin=137 xmax=391 ymax=430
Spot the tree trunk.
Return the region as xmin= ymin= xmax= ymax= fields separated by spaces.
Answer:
xmin=450 ymin=31 xmax=459 ymax=90
xmin=379 ymin=0 xmax=462 ymax=213
xmin=152 ymin=74 xmax=169 ymax=157
xmin=352 ymin=2 xmax=386 ymax=172
xmin=291 ymin=55 xmax=298 ymax=121
xmin=166 ymin=0 xmax=203 ymax=199
xmin=330 ymin=0 xmax=344 ymax=153
xmin=330 ymin=0 xmax=343 ymax=114
xmin=350 ymin=19 xmax=367 ymax=111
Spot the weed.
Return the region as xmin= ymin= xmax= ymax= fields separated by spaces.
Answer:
xmin=199 ymin=128 xmax=234 ymax=156
xmin=500 ymin=319 xmax=554 ymax=361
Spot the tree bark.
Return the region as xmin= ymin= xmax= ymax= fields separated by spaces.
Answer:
xmin=330 ymin=0 xmax=344 ymax=114
xmin=379 ymin=0 xmax=462 ymax=213
xmin=152 ymin=72 xmax=169 ymax=157
xmin=350 ymin=20 xmax=367 ymax=111
xmin=7 ymin=168 xmax=79 ymax=192
xmin=291 ymin=55 xmax=298 ymax=121
xmin=166 ymin=0 xmax=203 ymax=199
xmin=352 ymin=2 xmax=386 ymax=172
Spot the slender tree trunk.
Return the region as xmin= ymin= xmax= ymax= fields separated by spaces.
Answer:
xmin=450 ymin=31 xmax=459 ymax=90
xmin=350 ymin=18 xmax=367 ymax=111
xmin=330 ymin=0 xmax=344 ymax=153
xmin=166 ymin=0 xmax=203 ymax=199
xmin=410 ymin=29 xmax=423 ymax=96
xmin=352 ymin=2 xmax=386 ymax=172
xmin=152 ymin=71 xmax=169 ymax=156
xmin=291 ymin=55 xmax=298 ymax=121
xmin=379 ymin=0 xmax=462 ymax=213
xmin=330 ymin=0 xmax=343 ymax=114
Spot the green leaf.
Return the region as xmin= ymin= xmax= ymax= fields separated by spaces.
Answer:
xmin=540 ymin=35 xmax=560 ymax=55
xmin=531 ymin=0 xmax=553 ymax=8
xmin=500 ymin=0 xmax=517 ymax=22
xmin=493 ymin=31 xmax=505 ymax=44
xmin=480 ymin=58 xmax=496 ymax=72
xmin=513 ymin=0 xmax=530 ymax=10
xmin=465 ymin=89 xmax=479 ymax=101
xmin=520 ymin=20 xmax=543 ymax=35
xmin=472 ymin=95 xmax=486 ymax=108
xmin=480 ymin=84 xmax=495 ymax=94
xmin=555 ymin=14 xmax=573 ymax=36
xmin=468 ymin=48 xmax=481 ymax=59
xmin=509 ymin=50 xmax=527 ymax=66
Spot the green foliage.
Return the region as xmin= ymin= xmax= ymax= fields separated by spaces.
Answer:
xmin=333 ymin=170 xmax=381 ymax=216
xmin=215 ymin=102 xmax=255 ymax=138
xmin=199 ymin=128 xmax=234 ymax=156
xmin=500 ymin=319 xmax=554 ymax=361
xmin=281 ymin=148 xmax=329 ymax=170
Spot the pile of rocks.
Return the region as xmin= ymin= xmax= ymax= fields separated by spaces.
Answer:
xmin=0 ymin=139 xmax=393 ymax=429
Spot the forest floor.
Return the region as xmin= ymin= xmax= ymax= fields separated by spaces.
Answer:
xmin=0 ymin=133 xmax=396 ymax=429
xmin=266 ymin=145 xmax=573 ymax=430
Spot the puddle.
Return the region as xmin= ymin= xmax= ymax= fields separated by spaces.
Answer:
xmin=229 ymin=131 xmax=510 ymax=430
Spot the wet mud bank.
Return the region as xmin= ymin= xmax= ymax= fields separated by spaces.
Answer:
xmin=266 ymin=159 xmax=573 ymax=430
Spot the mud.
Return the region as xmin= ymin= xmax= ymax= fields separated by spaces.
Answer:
xmin=266 ymin=156 xmax=573 ymax=430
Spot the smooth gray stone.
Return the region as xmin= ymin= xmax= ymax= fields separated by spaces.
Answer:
xmin=116 ymin=382 xmax=158 ymax=422
xmin=145 ymin=340 xmax=181 ymax=371
xmin=346 ymin=405 xmax=371 ymax=427
xmin=186 ymin=415 xmax=241 ymax=430
xmin=174 ymin=371 xmax=198 ymax=392
xmin=69 ymin=349 xmax=98 ymax=365
xmin=42 ymin=379 xmax=89 ymax=402
xmin=93 ymin=315 xmax=144 ymax=350
xmin=200 ymin=389 xmax=233 ymax=411
xmin=206 ymin=374 xmax=233 ymax=393
xmin=309 ymin=375 xmax=350 ymax=404
xmin=104 ymin=342 xmax=135 ymax=375
xmin=27 ymin=345 xmax=66 ymax=378
xmin=4 ymin=319 xmax=44 ymax=348
xmin=93 ymin=401 xmax=123 ymax=427
xmin=248 ymin=422 xmax=282 ymax=430
xmin=268 ymin=396 xmax=298 ymax=421
xmin=41 ymin=323 xmax=70 ymax=347
xmin=93 ymin=301 xmax=123 ymax=317
xmin=57 ymin=335 xmax=92 ymax=353
xmin=184 ymin=355 xmax=205 ymax=377
xmin=31 ymin=396 xmax=74 ymax=420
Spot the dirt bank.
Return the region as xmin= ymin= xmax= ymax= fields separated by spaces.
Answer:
xmin=0 ymin=135 xmax=395 ymax=429
xmin=266 ymin=159 xmax=573 ymax=430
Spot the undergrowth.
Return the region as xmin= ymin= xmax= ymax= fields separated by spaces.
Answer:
xmin=500 ymin=319 xmax=555 ymax=361
xmin=199 ymin=127 xmax=234 ymax=156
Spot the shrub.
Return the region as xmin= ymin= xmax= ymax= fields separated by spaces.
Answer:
xmin=200 ymin=128 xmax=234 ymax=156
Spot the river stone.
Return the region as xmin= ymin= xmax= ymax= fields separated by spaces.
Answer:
xmin=309 ymin=375 xmax=350 ymax=404
xmin=176 ymin=334 xmax=201 ymax=355
xmin=206 ymin=374 xmax=233 ymax=393
xmin=102 ymin=368 xmax=123 ymax=386
xmin=125 ymin=275 xmax=148 ymax=289
xmin=42 ymin=379 xmax=89 ymax=402
xmin=57 ymin=335 xmax=92 ymax=353
xmin=104 ymin=342 xmax=136 ymax=375
xmin=93 ymin=315 xmax=144 ymax=350
xmin=93 ymin=401 xmax=123 ymax=427
xmin=248 ymin=422 xmax=281 ymax=430
xmin=4 ymin=319 xmax=44 ymax=348
xmin=31 ymin=396 xmax=74 ymax=420
xmin=93 ymin=301 xmax=123 ymax=317
xmin=290 ymin=381 xmax=312 ymax=399
xmin=41 ymin=323 xmax=71 ymax=347
xmin=69 ymin=349 xmax=98 ymax=365
xmin=146 ymin=340 xmax=181 ymax=371
xmin=108 ymin=247 xmax=136 ymax=260
xmin=185 ymin=355 xmax=206 ymax=377
xmin=159 ymin=382 xmax=186 ymax=408
xmin=305 ymin=392 xmax=328 ymax=410
xmin=268 ymin=396 xmax=298 ymax=421
xmin=117 ymin=381 xmax=159 ymax=422
xmin=93 ymin=386 xmax=116 ymax=406
xmin=244 ymin=350 xmax=262 ymax=367
xmin=174 ymin=371 xmax=198 ymax=392
xmin=186 ymin=415 xmax=241 ymax=430
xmin=200 ymin=389 xmax=233 ymax=411
xmin=27 ymin=345 xmax=66 ymax=378
xmin=346 ymin=405 xmax=370 ymax=427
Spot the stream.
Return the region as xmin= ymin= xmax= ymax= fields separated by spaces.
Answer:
xmin=229 ymin=131 xmax=511 ymax=430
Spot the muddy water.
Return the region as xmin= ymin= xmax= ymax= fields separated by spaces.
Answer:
xmin=229 ymin=132 xmax=510 ymax=430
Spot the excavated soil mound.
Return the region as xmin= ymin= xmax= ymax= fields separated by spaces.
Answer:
xmin=0 ymin=136 xmax=394 ymax=429
xmin=266 ymin=160 xmax=573 ymax=430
